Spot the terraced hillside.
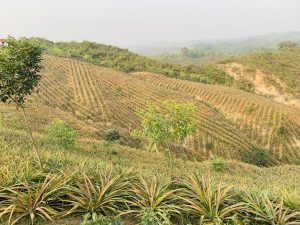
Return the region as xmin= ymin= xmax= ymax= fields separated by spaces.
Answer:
xmin=131 ymin=72 xmax=300 ymax=162
xmin=0 ymin=55 xmax=255 ymax=161
xmin=2 ymin=55 xmax=299 ymax=163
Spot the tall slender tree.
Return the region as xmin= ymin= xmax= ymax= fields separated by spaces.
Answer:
xmin=0 ymin=37 xmax=43 ymax=167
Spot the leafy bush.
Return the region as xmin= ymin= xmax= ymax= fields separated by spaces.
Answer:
xmin=244 ymin=104 xmax=256 ymax=114
xmin=292 ymin=159 xmax=300 ymax=166
xmin=277 ymin=125 xmax=287 ymax=136
xmin=101 ymin=129 xmax=121 ymax=142
xmin=133 ymin=101 xmax=197 ymax=152
xmin=211 ymin=156 xmax=225 ymax=171
xmin=80 ymin=213 xmax=122 ymax=225
xmin=47 ymin=119 xmax=76 ymax=149
xmin=140 ymin=209 xmax=170 ymax=225
xmin=235 ymin=78 xmax=255 ymax=92
xmin=242 ymin=148 xmax=270 ymax=167
xmin=205 ymin=142 xmax=213 ymax=151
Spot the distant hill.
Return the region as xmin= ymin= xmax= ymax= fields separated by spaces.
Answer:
xmin=129 ymin=31 xmax=300 ymax=57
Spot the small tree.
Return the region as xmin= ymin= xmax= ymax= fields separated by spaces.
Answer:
xmin=133 ymin=101 xmax=197 ymax=151
xmin=47 ymin=120 xmax=76 ymax=149
xmin=0 ymin=37 xmax=43 ymax=166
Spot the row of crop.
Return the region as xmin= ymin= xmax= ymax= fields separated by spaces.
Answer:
xmin=0 ymin=171 xmax=299 ymax=225
xmin=39 ymin=58 xmax=256 ymax=157
xmin=132 ymin=72 xmax=300 ymax=161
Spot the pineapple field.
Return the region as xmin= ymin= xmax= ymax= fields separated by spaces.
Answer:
xmin=132 ymin=72 xmax=300 ymax=163
xmin=1 ymin=40 xmax=300 ymax=225
xmin=34 ymin=55 xmax=256 ymax=160
xmin=2 ymin=54 xmax=299 ymax=163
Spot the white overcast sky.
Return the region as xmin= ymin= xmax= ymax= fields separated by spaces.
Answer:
xmin=0 ymin=0 xmax=299 ymax=46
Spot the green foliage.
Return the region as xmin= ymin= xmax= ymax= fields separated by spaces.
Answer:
xmin=47 ymin=119 xmax=76 ymax=149
xmin=235 ymin=78 xmax=255 ymax=92
xmin=205 ymin=142 xmax=214 ymax=151
xmin=133 ymin=102 xmax=197 ymax=151
xmin=242 ymin=148 xmax=270 ymax=167
xmin=101 ymin=129 xmax=121 ymax=142
xmin=211 ymin=156 xmax=225 ymax=171
xmin=27 ymin=38 xmax=234 ymax=86
xmin=80 ymin=213 xmax=122 ymax=225
xmin=277 ymin=125 xmax=287 ymax=136
xmin=140 ymin=209 xmax=170 ymax=225
xmin=0 ymin=113 xmax=23 ymax=129
xmin=238 ymin=47 xmax=300 ymax=95
xmin=244 ymin=104 xmax=256 ymax=114
xmin=0 ymin=37 xmax=43 ymax=106
xmin=292 ymin=159 xmax=300 ymax=166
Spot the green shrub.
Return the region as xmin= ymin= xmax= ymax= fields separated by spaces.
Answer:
xmin=211 ymin=156 xmax=225 ymax=171
xmin=205 ymin=142 xmax=213 ymax=151
xmin=47 ymin=119 xmax=76 ymax=149
xmin=140 ymin=209 xmax=170 ymax=225
xmin=292 ymin=159 xmax=300 ymax=166
xmin=235 ymin=78 xmax=255 ymax=92
xmin=102 ymin=129 xmax=121 ymax=142
xmin=277 ymin=125 xmax=287 ymax=136
xmin=81 ymin=213 xmax=122 ymax=225
xmin=242 ymin=148 xmax=270 ymax=167
xmin=244 ymin=104 xmax=256 ymax=114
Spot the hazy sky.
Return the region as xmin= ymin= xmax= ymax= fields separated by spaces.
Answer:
xmin=1 ymin=0 xmax=299 ymax=46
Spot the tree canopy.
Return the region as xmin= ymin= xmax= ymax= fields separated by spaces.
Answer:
xmin=0 ymin=37 xmax=43 ymax=106
xmin=133 ymin=101 xmax=197 ymax=151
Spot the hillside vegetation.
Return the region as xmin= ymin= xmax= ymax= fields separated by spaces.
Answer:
xmin=1 ymin=55 xmax=299 ymax=163
xmin=234 ymin=47 xmax=300 ymax=95
xmin=28 ymin=38 xmax=233 ymax=86
xmin=1 ymin=47 xmax=300 ymax=224
xmin=132 ymin=72 xmax=300 ymax=162
xmin=30 ymin=55 xmax=255 ymax=160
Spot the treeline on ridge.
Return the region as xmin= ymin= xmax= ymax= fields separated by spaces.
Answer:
xmin=27 ymin=37 xmax=233 ymax=86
